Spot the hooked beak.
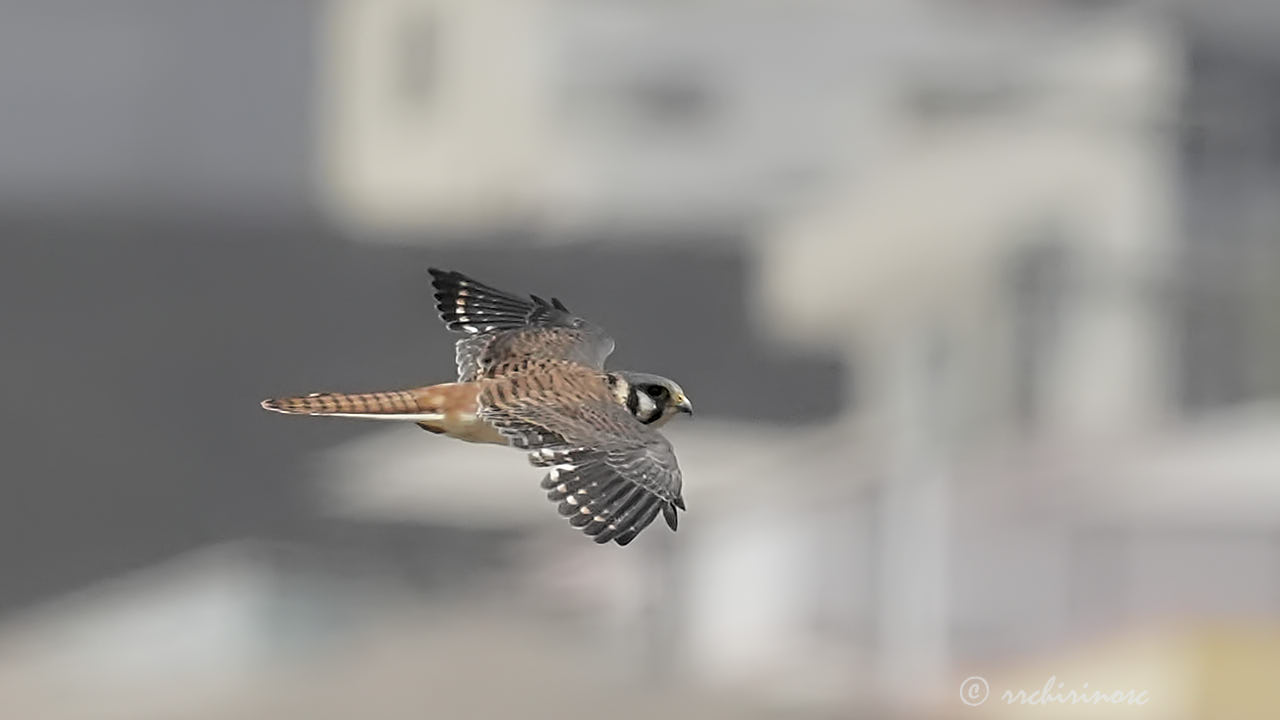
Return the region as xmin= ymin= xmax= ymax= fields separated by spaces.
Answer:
xmin=675 ymin=395 xmax=693 ymax=416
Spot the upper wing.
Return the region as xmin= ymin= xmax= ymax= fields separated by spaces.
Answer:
xmin=477 ymin=365 xmax=685 ymax=546
xmin=429 ymin=268 xmax=615 ymax=381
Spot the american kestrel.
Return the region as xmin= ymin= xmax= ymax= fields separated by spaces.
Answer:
xmin=262 ymin=268 xmax=692 ymax=545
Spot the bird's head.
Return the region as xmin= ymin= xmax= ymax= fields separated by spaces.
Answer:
xmin=608 ymin=371 xmax=693 ymax=428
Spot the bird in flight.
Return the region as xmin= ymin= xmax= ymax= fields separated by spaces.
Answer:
xmin=262 ymin=268 xmax=692 ymax=545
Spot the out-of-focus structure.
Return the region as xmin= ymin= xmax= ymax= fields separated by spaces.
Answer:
xmin=320 ymin=0 xmax=883 ymax=236
xmin=3 ymin=0 xmax=1280 ymax=718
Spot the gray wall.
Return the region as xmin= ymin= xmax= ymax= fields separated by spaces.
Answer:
xmin=0 ymin=1 xmax=315 ymax=212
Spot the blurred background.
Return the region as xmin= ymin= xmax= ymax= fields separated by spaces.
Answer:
xmin=1 ymin=0 xmax=1279 ymax=718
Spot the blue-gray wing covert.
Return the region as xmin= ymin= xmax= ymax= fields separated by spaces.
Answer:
xmin=477 ymin=362 xmax=685 ymax=545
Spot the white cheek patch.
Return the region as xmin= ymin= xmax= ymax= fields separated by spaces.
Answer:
xmin=636 ymin=393 xmax=658 ymax=420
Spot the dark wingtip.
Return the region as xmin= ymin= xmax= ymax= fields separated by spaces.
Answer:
xmin=662 ymin=502 xmax=679 ymax=531
xmin=673 ymin=495 xmax=686 ymax=511
xmin=429 ymin=267 xmax=466 ymax=284
xmin=428 ymin=267 xmax=457 ymax=295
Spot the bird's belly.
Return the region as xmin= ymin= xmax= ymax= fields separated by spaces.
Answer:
xmin=413 ymin=382 xmax=507 ymax=445
xmin=434 ymin=412 xmax=507 ymax=445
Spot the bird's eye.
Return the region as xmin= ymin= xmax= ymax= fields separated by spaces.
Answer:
xmin=646 ymin=385 xmax=668 ymax=399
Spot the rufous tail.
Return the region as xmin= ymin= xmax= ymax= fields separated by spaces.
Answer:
xmin=260 ymin=386 xmax=444 ymax=420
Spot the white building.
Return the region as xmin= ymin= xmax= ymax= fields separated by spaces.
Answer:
xmin=319 ymin=0 xmax=1003 ymax=237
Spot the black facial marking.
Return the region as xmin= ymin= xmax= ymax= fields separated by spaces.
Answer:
xmin=628 ymin=384 xmax=668 ymax=424
xmin=626 ymin=385 xmax=641 ymax=418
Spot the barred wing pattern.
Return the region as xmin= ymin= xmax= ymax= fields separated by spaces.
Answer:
xmin=533 ymin=444 xmax=683 ymax=545
xmin=478 ymin=364 xmax=685 ymax=545
xmin=429 ymin=268 xmax=615 ymax=381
